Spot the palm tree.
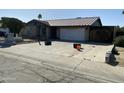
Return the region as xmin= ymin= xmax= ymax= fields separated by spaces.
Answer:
xmin=38 ymin=14 xmax=42 ymax=20
xmin=122 ymin=10 xmax=124 ymax=14
xmin=37 ymin=14 xmax=42 ymax=45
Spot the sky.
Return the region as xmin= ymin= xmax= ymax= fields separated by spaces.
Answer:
xmin=0 ymin=9 xmax=124 ymax=27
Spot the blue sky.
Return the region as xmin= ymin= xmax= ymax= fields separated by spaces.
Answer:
xmin=0 ymin=9 xmax=123 ymax=27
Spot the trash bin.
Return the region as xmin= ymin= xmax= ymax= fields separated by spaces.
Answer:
xmin=105 ymin=51 xmax=112 ymax=63
xmin=73 ymin=43 xmax=81 ymax=49
xmin=45 ymin=41 xmax=52 ymax=46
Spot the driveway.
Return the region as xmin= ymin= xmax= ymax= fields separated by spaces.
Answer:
xmin=0 ymin=41 xmax=113 ymax=63
xmin=2 ymin=41 xmax=123 ymax=83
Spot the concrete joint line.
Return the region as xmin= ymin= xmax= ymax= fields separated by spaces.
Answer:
xmin=73 ymin=60 xmax=84 ymax=72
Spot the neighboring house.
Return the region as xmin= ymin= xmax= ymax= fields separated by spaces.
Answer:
xmin=20 ymin=17 xmax=115 ymax=42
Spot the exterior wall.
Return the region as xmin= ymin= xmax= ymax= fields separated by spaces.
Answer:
xmin=56 ymin=28 xmax=60 ymax=39
xmin=20 ymin=23 xmax=50 ymax=40
xmin=59 ymin=27 xmax=88 ymax=41
xmin=84 ymin=27 xmax=89 ymax=41
xmin=19 ymin=25 xmax=37 ymax=39
xmin=92 ymin=20 xmax=101 ymax=26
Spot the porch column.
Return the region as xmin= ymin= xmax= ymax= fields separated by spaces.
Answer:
xmin=46 ymin=27 xmax=50 ymax=41
xmin=85 ymin=26 xmax=90 ymax=41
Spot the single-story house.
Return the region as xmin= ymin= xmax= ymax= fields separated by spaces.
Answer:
xmin=19 ymin=17 xmax=115 ymax=42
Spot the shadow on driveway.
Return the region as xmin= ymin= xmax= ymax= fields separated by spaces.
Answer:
xmin=107 ymin=61 xmax=119 ymax=66
xmin=0 ymin=41 xmax=12 ymax=48
xmin=106 ymin=54 xmax=119 ymax=66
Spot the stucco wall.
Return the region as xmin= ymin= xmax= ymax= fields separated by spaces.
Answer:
xmin=19 ymin=25 xmax=37 ymax=39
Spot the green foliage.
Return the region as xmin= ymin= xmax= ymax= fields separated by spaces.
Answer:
xmin=114 ymin=26 xmax=120 ymax=32
xmin=120 ymin=27 xmax=124 ymax=32
xmin=0 ymin=17 xmax=24 ymax=36
xmin=115 ymin=26 xmax=124 ymax=32
xmin=114 ymin=36 xmax=124 ymax=47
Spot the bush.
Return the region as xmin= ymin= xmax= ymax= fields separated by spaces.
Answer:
xmin=114 ymin=36 xmax=124 ymax=47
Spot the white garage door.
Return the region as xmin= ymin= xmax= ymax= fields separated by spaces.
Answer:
xmin=60 ymin=27 xmax=87 ymax=41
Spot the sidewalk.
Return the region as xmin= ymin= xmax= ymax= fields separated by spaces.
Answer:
xmin=0 ymin=42 xmax=124 ymax=82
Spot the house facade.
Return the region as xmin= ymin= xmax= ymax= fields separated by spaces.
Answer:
xmin=19 ymin=17 xmax=115 ymax=42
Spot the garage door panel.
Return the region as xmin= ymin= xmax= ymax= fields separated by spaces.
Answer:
xmin=60 ymin=28 xmax=86 ymax=41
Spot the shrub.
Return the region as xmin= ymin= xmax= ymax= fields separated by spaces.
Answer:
xmin=114 ymin=36 xmax=124 ymax=47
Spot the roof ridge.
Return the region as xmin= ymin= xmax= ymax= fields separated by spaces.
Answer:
xmin=84 ymin=16 xmax=100 ymax=19
xmin=44 ymin=18 xmax=76 ymax=21
xmin=45 ymin=16 xmax=100 ymax=21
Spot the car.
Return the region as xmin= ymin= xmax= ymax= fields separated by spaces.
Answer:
xmin=0 ymin=31 xmax=7 ymax=37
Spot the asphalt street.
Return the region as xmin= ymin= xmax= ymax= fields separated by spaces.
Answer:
xmin=0 ymin=53 xmax=100 ymax=83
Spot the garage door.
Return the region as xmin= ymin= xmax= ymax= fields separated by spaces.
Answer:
xmin=60 ymin=27 xmax=87 ymax=41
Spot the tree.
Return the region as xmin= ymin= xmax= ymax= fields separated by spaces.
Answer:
xmin=120 ymin=27 xmax=124 ymax=32
xmin=0 ymin=17 xmax=24 ymax=36
xmin=38 ymin=14 xmax=42 ymax=20
xmin=37 ymin=14 xmax=42 ymax=45
xmin=114 ymin=26 xmax=120 ymax=32
xmin=122 ymin=10 xmax=124 ymax=14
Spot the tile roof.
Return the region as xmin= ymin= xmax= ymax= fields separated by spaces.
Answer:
xmin=28 ymin=19 xmax=50 ymax=26
xmin=28 ymin=17 xmax=102 ymax=27
xmin=45 ymin=17 xmax=101 ymax=26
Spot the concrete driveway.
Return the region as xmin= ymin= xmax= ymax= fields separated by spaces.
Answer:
xmin=1 ymin=41 xmax=124 ymax=82
xmin=0 ymin=41 xmax=113 ymax=63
